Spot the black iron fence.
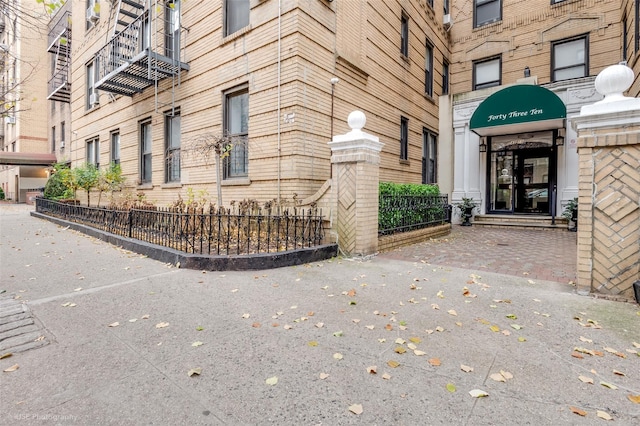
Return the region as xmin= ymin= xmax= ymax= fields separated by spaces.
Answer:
xmin=379 ymin=194 xmax=451 ymax=236
xmin=35 ymin=198 xmax=326 ymax=256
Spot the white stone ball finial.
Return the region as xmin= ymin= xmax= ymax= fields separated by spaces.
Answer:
xmin=348 ymin=110 xmax=366 ymax=131
xmin=594 ymin=64 xmax=634 ymax=104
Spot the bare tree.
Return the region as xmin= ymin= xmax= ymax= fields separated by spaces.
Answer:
xmin=176 ymin=132 xmax=248 ymax=207
xmin=0 ymin=0 xmax=60 ymax=118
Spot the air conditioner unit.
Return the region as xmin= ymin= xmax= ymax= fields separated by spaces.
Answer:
xmin=86 ymin=7 xmax=100 ymax=23
xmin=4 ymin=116 xmax=15 ymax=124
xmin=443 ymin=14 xmax=452 ymax=28
xmin=60 ymin=140 xmax=65 ymax=149
xmin=89 ymin=93 xmax=99 ymax=106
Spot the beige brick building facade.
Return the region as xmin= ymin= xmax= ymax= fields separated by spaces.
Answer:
xmin=66 ymin=0 xmax=450 ymax=207
xmin=0 ymin=0 xmax=51 ymax=202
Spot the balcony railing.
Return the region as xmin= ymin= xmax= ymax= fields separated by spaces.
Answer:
xmin=94 ymin=12 xmax=189 ymax=97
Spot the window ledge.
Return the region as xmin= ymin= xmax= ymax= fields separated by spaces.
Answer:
xmin=221 ymin=178 xmax=251 ymax=186
xmin=220 ymin=25 xmax=252 ymax=47
xmin=161 ymin=182 xmax=182 ymax=189
xmin=399 ymin=159 xmax=410 ymax=166
xmin=137 ymin=183 xmax=154 ymax=190
xmin=424 ymin=93 xmax=436 ymax=104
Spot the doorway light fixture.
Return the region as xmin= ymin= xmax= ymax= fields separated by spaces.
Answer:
xmin=524 ymin=66 xmax=530 ymax=78
xmin=555 ymin=129 xmax=565 ymax=146
xmin=479 ymin=137 xmax=487 ymax=152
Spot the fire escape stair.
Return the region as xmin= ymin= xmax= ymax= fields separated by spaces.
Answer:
xmin=46 ymin=12 xmax=71 ymax=103
xmin=95 ymin=0 xmax=188 ymax=97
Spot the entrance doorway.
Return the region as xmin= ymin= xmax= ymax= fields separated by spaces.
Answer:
xmin=488 ymin=132 xmax=556 ymax=215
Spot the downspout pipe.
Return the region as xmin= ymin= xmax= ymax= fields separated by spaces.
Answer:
xmin=277 ymin=0 xmax=282 ymax=205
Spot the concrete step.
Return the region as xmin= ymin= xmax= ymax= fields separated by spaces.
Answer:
xmin=472 ymin=214 xmax=570 ymax=230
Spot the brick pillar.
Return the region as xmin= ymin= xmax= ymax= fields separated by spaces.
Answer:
xmin=328 ymin=111 xmax=384 ymax=256
xmin=572 ymin=64 xmax=640 ymax=300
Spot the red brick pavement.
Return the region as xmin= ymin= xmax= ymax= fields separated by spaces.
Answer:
xmin=379 ymin=225 xmax=577 ymax=284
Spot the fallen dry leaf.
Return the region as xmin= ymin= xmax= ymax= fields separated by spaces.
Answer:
xmin=333 ymin=353 xmax=344 ymax=360
xmin=241 ymin=313 xmax=250 ymax=319
xmin=569 ymin=406 xmax=587 ymax=417
xmin=3 ymin=364 xmax=19 ymax=372
xmin=191 ymin=341 xmax=203 ymax=347
xmin=448 ymin=309 xmax=457 ymax=316
xmin=596 ymin=411 xmax=613 ymax=420
xmin=613 ymin=370 xmax=625 ymax=376
xmin=387 ymin=360 xmax=400 ymax=368
xmin=155 ymin=322 xmax=169 ymax=329
xmin=367 ymin=366 xmax=377 ymax=374
xmin=579 ymin=336 xmax=593 ymax=343
xmin=382 ymin=373 xmax=391 ymax=380
xmin=414 ymin=350 xmax=427 ymax=356
xmin=428 ymin=358 xmax=441 ymax=366
xmin=188 ymin=368 xmax=202 ymax=376
xmin=252 ymin=322 xmax=261 ymax=328
xmin=571 ymin=352 xmax=584 ymax=359
xmin=469 ymin=389 xmax=489 ymax=398
xmin=319 ymin=373 xmax=329 ymax=380
xmin=348 ymin=404 xmax=363 ymax=415
xmin=578 ymin=375 xmax=594 ymax=384
xmin=265 ymin=376 xmax=278 ymax=386
xmin=0 ymin=353 xmax=12 ymax=360
xmin=315 ymin=322 xmax=324 ymax=328
xmin=461 ymin=364 xmax=474 ymax=373
xmin=141 ymin=314 xmax=150 ymax=319
xmin=108 ymin=322 xmax=120 ymax=327
xmin=627 ymin=394 xmax=640 ymax=404
xmin=308 ymin=341 xmax=318 ymax=347
xmin=490 ymin=373 xmax=506 ymax=382
xmin=600 ymin=381 xmax=617 ymax=390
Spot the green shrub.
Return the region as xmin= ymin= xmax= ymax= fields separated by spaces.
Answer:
xmin=0 ymin=187 xmax=4 ymax=200
xmin=379 ymin=182 xmax=443 ymax=232
xmin=44 ymin=164 xmax=74 ymax=200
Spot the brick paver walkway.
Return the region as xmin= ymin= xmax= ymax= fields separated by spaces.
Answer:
xmin=379 ymin=225 xmax=577 ymax=284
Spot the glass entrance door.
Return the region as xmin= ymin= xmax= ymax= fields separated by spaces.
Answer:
xmin=489 ymin=151 xmax=514 ymax=212
xmin=515 ymin=152 xmax=550 ymax=214
xmin=488 ymin=131 xmax=555 ymax=215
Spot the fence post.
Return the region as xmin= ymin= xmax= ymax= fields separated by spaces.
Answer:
xmin=128 ymin=210 xmax=133 ymax=238
xmin=329 ymin=111 xmax=384 ymax=256
xmin=571 ymin=63 xmax=640 ymax=300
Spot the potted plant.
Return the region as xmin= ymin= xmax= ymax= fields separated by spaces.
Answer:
xmin=455 ymin=197 xmax=477 ymax=226
xmin=562 ymin=197 xmax=578 ymax=232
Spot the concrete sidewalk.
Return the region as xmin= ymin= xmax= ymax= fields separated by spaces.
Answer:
xmin=1 ymin=204 xmax=639 ymax=425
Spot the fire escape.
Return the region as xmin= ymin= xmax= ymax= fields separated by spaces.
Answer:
xmin=47 ymin=8 xmax=71 ymax=103
xmin=94 ymin=0 xmax=188 ymax=110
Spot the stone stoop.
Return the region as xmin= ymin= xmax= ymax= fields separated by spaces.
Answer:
xmin=472 ymin=214 xmax=569 ymax=230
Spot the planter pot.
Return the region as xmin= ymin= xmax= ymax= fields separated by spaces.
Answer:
xmin=461 ymin=206 xmax=474 ymax=227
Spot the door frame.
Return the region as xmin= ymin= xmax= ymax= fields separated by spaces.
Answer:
xmin=485 ymin=131 xmax=559 ymax=216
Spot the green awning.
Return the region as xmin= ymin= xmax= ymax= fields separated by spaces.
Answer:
xmin=470 ymin=85 xmax=566 ymax=137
